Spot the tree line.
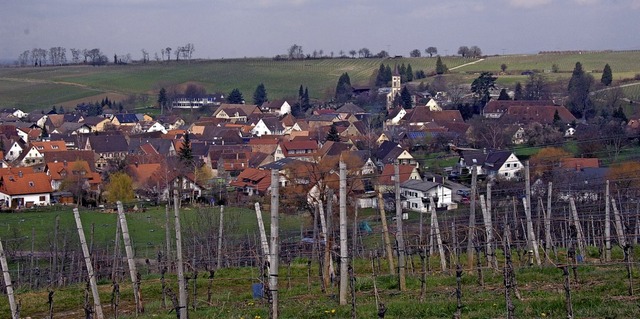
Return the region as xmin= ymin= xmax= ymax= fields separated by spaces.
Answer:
xmin=16 ymin=43 xmax=196 ymax=67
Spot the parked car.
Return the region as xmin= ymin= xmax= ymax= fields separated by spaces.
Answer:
xmin=456 ymin=189 xmax=470 ymax=197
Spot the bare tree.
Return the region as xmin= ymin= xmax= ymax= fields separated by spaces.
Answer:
xmin=70 ymin=48 xmax=81 ymax=64
xmin=175 ymin=46 xmax=182 ymax=61
xmin=165 ymin=47 xmax=172 ymax=61
xmin=161 ymin=48 xmax=166 ymax=61
xmin=141 ymin=49 xmax=149 ymax=63
xmin=288 ymin=44 xmax=304 ymax=59
xmin=349 ymin=50 xmax=356 ymax=58
xmin=18 ymin=50 xmax=30 ymax=66
xmin=425 ymin=46 xmax=438 ymax=57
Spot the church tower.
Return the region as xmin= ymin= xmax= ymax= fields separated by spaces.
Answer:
xmin=387 ymin=65 xmax=402 ymax=109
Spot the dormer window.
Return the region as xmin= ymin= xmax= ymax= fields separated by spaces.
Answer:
xmin=52 ymin=145 xmax=59 ymax=149
xmin=37 ymin=146 xmax=44 ymax=150
xmin=29 ymin=181 xmax=34 ymax=187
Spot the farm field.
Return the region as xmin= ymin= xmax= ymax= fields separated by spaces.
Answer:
xmin=1 ymin=51 xmax=639 ymax=112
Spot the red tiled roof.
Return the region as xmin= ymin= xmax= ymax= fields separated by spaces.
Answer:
xmin=0 ymin=172 xmax=52 ymax=195
xmin=561 ymin=158 xmax=599 ymax=170
xmin=379 ymin=164 xmax=418 ymax=186
xmin=229 ymin=167 xmax=271 ymax=193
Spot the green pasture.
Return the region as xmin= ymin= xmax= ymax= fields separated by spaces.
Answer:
xmin=0 ymin=204 xmax=309 ymax=259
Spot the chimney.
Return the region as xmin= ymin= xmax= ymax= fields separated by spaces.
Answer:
xmin=18 ymin=171 xmax=22 ymax=178
xmin=63 ymin=160 xmax=67 ymax=167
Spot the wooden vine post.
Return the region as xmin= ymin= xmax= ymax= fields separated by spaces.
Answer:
xmin=339 ymin=160 xmax=349 ymax=305
xmin=173 ymin=190 xmax=188 ymax=319
xmin=73 ymin=208 xmax=104 ymax=319
xmin=376 ymin=189 xmax=395 ymax=275
xmin=467 ymin=165 xmax=478 ymax=269
xmin=117 ymin=201 xmax=144 ymax=314
xmin=524 ymin=161 xmax=541 ymax=265
xmin=0 ymin=238 xmax=19 ymax=319
xmin=394 ymin=162 xmax=407 ymax=291
xmin=269 ymin=169 xmax=280 ymax=319
xmin=255 ymin=203 xmax=270 ymax=264
xmin=430 ymin=197 xmax=447 ymax=271
xmin=605 ymin=181 xmax=611 ymax=262
xmin=217 ymin=205 xmax=225 ymax=269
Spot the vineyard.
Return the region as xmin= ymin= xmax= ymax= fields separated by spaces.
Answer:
xmin=1 ymin=51 xmax=640 ymax=111
xmin=1 ymin=163 xmax=640 ymax=318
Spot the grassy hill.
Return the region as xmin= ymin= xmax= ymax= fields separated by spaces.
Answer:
xmin=1 ymin=51 xmax=640 ymax=112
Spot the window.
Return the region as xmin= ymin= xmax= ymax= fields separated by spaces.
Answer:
xmin=506 ymin=163 xmax=510 ymax=168
xmin=39 ymin=196 xmax=45 ymax=201
xmin=29 ymin=181 xmax=35 ymax=187
xmin=504 ymin=172 xmax=509 ymax=177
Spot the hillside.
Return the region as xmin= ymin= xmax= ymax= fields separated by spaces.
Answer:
xmin=0 ymin=51 xmax=639 ymax=112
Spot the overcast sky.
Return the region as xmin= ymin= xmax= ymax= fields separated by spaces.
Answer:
xmin=1 ymin=0 xmax=640 ymax=61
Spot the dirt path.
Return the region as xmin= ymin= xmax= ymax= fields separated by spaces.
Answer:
xmin=449 ymin=58 xmax=485 ymax=71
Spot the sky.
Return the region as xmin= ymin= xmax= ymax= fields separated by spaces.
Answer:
xmin=1 ymin=0 xmax=640 ymax=62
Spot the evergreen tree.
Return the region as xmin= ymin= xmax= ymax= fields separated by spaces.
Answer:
xmin=52 ymin=105 xmax=57 ymax=114
xmin=553 ymin=110 xmax=561 ymax=124
xmin=178 ymin=132 xmax=193 ymax=164
xmin=227 ymin=88 xmax=244 ymax=104
xmin=157 ymin=87 xmax=168 ymax=113
xmin=471 ymin=72 xmax=497 ymax=107
xmin=400 ymin=86 xmax=412 ymax=109
xmin=406 ymin=64 xmax=413 ymax=82
xmin=298 ymin=85 xmax=304 ymax=99
xmin=399 ymin=63 xmax=407 ymax=82
xmin=497 ymin=88 xmax=510 ymax=100
xmin=253 ymin=83 xmax=268 ymax=105
xmin=384 ymin=65 xmax=392 ymax=83
xmin=435 ymin=56 xmax=447 ymax=75
xmin=514 ymin=82 xmax=523 ymax=100
xmin=613 ymin=106 xmax=627 ymax=122
xmin=335 ymin=73 xmax=352 ymax=102
xmin=375 ymin=63 xmax=387 ymax=86
xmin=567 ymin=62 xmax=594 ymax=119
xmin=303 ymin=87 xmax=310 ymax=111
xmin=601 ymin=63 xmax=613 ymax=86
xmin=326 ymin=124 xmax=340 ymax=142
xmin=40 ymin=125 xmax=49 ymax=140
xmin=59 ymin=106 xmax=65 ymax=114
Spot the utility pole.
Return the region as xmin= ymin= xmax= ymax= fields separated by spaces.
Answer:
xmin=173 ymin=190 xmax=187 ymax=319
xmin=73 ymin=208 xmax=104 ymax=319
xmin=117 ymin=201 xmax=143 ymax=314
xmin=394 ymin=162 xmax=406 ymax=291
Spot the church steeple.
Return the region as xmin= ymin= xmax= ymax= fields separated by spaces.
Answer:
xmin=387 ymin=65 xmax=402 ymax=109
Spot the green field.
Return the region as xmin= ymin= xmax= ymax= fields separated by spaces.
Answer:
xmin=1 ymin=52 xmax=640 ymax=112
xmin=0 ymin=205 xmax=308 ymax=259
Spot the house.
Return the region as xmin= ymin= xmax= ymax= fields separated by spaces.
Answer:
xmin=157 ymin=115 xmax=186 ymax=131
xmin=425 ymin=99 xmax=442 ymax=111
xmin=400 ymin=179 xmax=454 ymax=212
xmin=19 ymin=141 xmax=68 ymax=166
xmin=229 ymin=167 xmax=271 ymax=196
xmin=378 ymin=163 xmax=422 ymax=192
xmin=259 ymin=100 xmax=292 ymax=116
xmin=45 ymin=160 xmax=102 ymax=194
xmin=482 ymin=100 xmax=576 ymax=125
xmin=0 ymin=171 xmax=52 ymax=208
xmin=82 ymin=116 xmax=112 ymax=132
xmin=385 ymin=107 xmax=408 ymax=126
xmin=459 ymin=149 xmax=523 ymax=180
xmin=171 ymin=94 xmax=224 ymax=109
xmin=251 ymin=117 xmax=284 ymax=137
xmin=274 ymin=140 xmax=319 ymax=162
xmin=375 ymin=141 xmax=418 ymax=167
xmin=84 ymin=135 xmax=129 ymax=170
xmin=403 ymin=107 xmax=464 ymax=127
xmin=111 ymin=113 xmax=139 ymax=126
xmin=3 ymin=140 xmax=25 ymax=162
xmin=213 ymin=104 xmax=261 ymax=122
xmin=335 ymin=103 xmax=366 ymax=120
